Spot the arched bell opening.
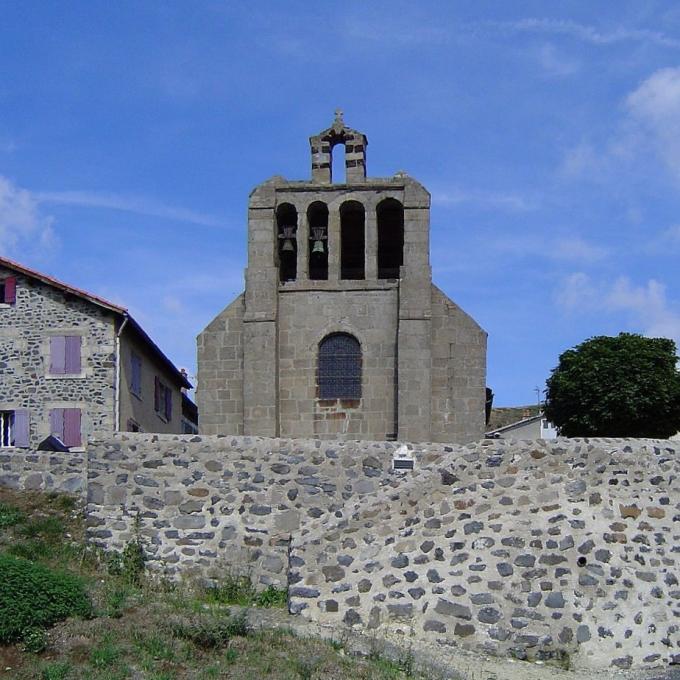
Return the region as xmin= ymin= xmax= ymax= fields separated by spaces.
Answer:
xmin=276 ymin=203 xmax=297 ymax=282
xmin=330 ymin=141 xmax=346 ymax=184
xmin=340 ymin=201 xmax=365 ymax=280
xmin=307 ymin=201 xmax=329 ymax=280
xmin=377 ymin=198 xmax=404 ymax=279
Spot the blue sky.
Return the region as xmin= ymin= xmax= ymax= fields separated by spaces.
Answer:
xmin=2 ymin=2 xmax=680 ymax=406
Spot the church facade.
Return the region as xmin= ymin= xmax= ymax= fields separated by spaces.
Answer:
xmin=196 ymin=115 xmax=487 ymax=443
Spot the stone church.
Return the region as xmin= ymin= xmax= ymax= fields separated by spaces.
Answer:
xmin=197 ymin=114 xmax=487 ymax=443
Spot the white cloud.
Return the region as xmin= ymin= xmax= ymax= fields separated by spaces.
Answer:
xmin=35 ymin=190 xmax=224 ymax=228
xmin=556 ymin=273 xmax=680 ymax=345
xmin=432 ymin=188 xmax=535 ymax=212
xmin=483 ymin=18 xmax=680 ymax=49
xmin=0 ymin=176 xmax=55 ymax=258
xmin=626 ymin=66 xmax=680 ymax=181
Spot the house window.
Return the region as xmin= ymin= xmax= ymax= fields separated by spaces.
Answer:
xmin=0 ymin=277 xmax=16 ymax=305
xmin=0 ymin=410 xmax=29 ymax=447
xmin=49 ymin=408 xmax=81 ymax=448
xmin=130 ymin=352 xmax=142 ymax=398
xmin=318 ymin=333 xmax=362 ymax=400
xmin=154 ymin=377 xmax=172 ymax=421
xmin=50 ymin=336 xmax=82 ymax=375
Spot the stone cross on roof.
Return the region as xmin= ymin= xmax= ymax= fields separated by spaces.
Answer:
xmin=334 ymin=108 xmax=344 ymax=125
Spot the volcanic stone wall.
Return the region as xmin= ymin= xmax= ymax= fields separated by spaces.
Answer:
xmin=289 ymin=438 xmax=680 ymax=670
xmin=85 ymin=433 xmax=437 ymax=586
xmin=0 ymin=448 xmax=86 ymax=494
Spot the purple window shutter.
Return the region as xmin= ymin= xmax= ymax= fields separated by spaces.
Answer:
xmin=154 ymin=376 xmax=160 ymax=412
xmin=50 ymin=408 xmax=65 ymax=440
xmin=65 ymin=336 xmax=82 ymax=374
xmin=12 ymin=410 xmax=29 ymax=447
xmin=165 ymin=389 xmax=172 ymax=421
xmin=63 ymin=409 xmax=81 ymax=448
xmin=50 ymin=336 xmax=66 ymax=374
xmin=4 ymin=277 xmax=16 ymax=304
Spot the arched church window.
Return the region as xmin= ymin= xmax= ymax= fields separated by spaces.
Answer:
xmin=276 ymin=203 xmax=297 ymax=282
xmin=340 ymin=201 xmax=365 ymax=280
xmin=377 ymin=198 xmax=404 ymax=279
xmin=308 ymin=201 xmax=328 ymax=280
xmin=318 ymin=333 xmax=362 ymax=400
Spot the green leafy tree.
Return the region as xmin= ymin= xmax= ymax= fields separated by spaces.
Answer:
xmin=544 ymin=333 xmax=680 ymax=438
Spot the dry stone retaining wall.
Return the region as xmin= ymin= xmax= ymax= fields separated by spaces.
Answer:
xmin=85 ymin=433 xmax=433 ymax=586
xmin=289 ymin=438 xmax=680 ymax=670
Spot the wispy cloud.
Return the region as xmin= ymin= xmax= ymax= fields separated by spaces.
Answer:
xmin=491 ymin=235 xmax=608 ymax=264
xmin=536 ymin=43 xmax=580 ymax=78
xmin=432 ymin=188 xmax=536 ymax=212
xmin=556 ymin=273 xmax=680 ymax=345
xmin=480 ymin=18 xmax=680 ymax=49
xmin=35 ymin=190 xmax=225 ymax=228
xmin=0 ymin=176 xmax=55 ymax=258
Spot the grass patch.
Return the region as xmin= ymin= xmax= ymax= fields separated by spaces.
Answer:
xmin=170 ymin=610 xmax=249 ymax=649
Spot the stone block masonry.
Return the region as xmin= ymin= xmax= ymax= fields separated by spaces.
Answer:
xmin=0 ymin=433 xmax=678 ymax=671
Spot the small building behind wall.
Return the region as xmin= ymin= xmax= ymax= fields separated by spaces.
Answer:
xmin=197 ymin=113 xmax=487 ymax=443
xmin=0 ymin=256 xmax=192 ymax=450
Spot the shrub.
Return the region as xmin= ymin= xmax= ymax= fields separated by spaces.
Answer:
xmin=0 ymin=553 xmax=92 ymax=643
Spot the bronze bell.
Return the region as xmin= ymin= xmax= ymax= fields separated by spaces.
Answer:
xmin=279 ymin=226 xmax=296 ymax=252
xmin=311 ymin=239 xmax=325 ymax=254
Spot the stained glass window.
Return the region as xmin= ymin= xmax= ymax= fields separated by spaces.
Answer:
xmin=318 ymin=333 xmax=361 ymax=399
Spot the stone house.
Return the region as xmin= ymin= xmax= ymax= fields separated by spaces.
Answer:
xmin=0 ymin=256 xmax=192 ymax=449
xmin=197 ymin=113 xmax=487 ymax=442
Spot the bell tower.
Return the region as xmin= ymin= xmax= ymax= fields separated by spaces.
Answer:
xmin=309 ymin=109 xmax=368 ymax=184
xmin=197 ymin=113 xmax=487 ymax=443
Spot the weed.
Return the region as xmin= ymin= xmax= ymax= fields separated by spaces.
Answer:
xmin=89 ymin=639 xmax=121 ymax=669
xmin=171 ymin=610 xmax=249 ymax=649
xmin=103 ymin=582 xmax=135 ymax=618
xmin=121 ymin=537 xmax=145 ymax=583
xmin=133 ymin=631 xmax=176 ymax=661
xmin=55 ymin=495 xmax=78 ymax=512
xmin=40 ymin=661 xmax=72 ymax=680
xmin=204 ymin=573 xmax=287 ymax=608
xmin=7 ymin=538 xmax=53 ymax=562
xmin=205 ymin=573 xmax=256 ymax=606
xmin=224 ymin=647 xmax=238 ymax=663
xmin=292 ymin=656 xmax=319 ymax=679
xmin=18 ymin=516 xmax=65 ymax=540
xmin=106 ymin=514 xmax=146 ymax=584
xmin=253 ymin=584 xmax=288 ymax=608
xmin=22 ymin=627 xmax=48 ymax=653
xmin=0 ymin=502 xmax=25 ymax=528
